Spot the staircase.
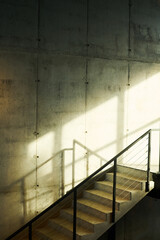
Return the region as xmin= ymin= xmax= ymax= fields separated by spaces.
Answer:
xmin=6 ymin=129 xmax=155 ymax=240
xmin=34 ymin=166 xmax=153 ymax=240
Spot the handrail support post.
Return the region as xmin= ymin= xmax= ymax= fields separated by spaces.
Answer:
xmin=146 ymin=131 xmax=151 ymax=192
xmin=72 ymin=141 xmax=76 ymax=188
xmin=73 ymin=188 xmax=77 ymax=240
xmin=29 ymin=224 xmax=32 ymax=240
xmin=61 ymin=150 xmax=65 ymax=197
xmin=159 ymin=129 xmax=160 ymax=172
xmin=112 ymin=158 xmax=117 ymax=223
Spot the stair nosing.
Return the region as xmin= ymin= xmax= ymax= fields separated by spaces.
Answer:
xmin=36 ymin=225 xmax=71 ymax=240
xmin=96 ymin=180 xmax=141 ymax=192
xmin=62 ymin=208 xmax=105 ymax=224
xmin=107 ymin=172 xmax=146 ymax=182
xmin=77 ymin=198 xmax=112 ymax=213
xmin=50 ymin=217 xmax=94 ymax=236
xmin=85 ymin=189 xmax=130 ymax=203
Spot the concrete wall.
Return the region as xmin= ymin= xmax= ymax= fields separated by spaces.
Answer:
xmin=98 ymin=195 xmax=160 ymax=240
xmin=0 ymin=0 xmax=160 ymax=238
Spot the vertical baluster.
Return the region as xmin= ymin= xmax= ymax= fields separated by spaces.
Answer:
xmin=86 ymin=151 xmax=89 ymax=178
xmin=72 ymin=141 xmax=75 ymax=188
xmin=61 ymin=150 xmax=64 ymax=197
xmin=112 ymin=158 xmax=117 ymax=223
xmin=146 ymin=131 xmax=151 ymax=192
xmin=73 ymin=188 xmax=77 ymax=240
xmin=29 ymin=224 xmax=32 ymax=240
xmin=159 ymin=129 xmax=160 ymax=172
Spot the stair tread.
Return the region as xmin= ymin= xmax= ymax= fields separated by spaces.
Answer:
xmin=77 ymin=198 xmax=112 ymax=213
xmin=50 ymin=217 xmax=93 ymax=236
xmin=97 ymin=180 xmax=140 ymax=192
xmin=36 ymin=225 xmax=71 ymax=240
xmin=33 ymin=235 xmax=40 ymax=240
xmin=85 ymin=189 xmax=129 ymax=202
xmin=62 ymin=208 xmax=105 ymax=224
xmin=22 ymin=237 xmax=39 ymax=240
xmin=108 ymin=172 xmax=146 ymax=182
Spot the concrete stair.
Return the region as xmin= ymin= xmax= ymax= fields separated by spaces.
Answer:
xmin=34 ymin=165 xmax=154 ymax=240
xmin=36 ymin=225 xmax=71 ymax=240
xmin=61 ymin=208 xmax=105 ymax=231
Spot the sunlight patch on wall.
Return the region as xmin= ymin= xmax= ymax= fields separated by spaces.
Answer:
xmin=62 ymin=96 xmax=118 ymax=187
xmin=28 ymin=132 xmax=55 ymax=162
xmin=125 ymin=72 xmax=160 ymax=135
xmin=62 ymin=96 xmax=118 ymax=152
xmin=86 ymin=96 xmax=118 ymax=158
xmin=124 ymin=72 xmax=160 ymax=171
xmin=37 ymin=132 xmax=55 ymax=165
xmin=28 ymin=131 xmax=55 ymax=178
xmin=61 ymin=114 xmax=85 ymax=149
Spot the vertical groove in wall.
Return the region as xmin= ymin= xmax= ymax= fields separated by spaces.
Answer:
xmin=126 ymin=0 xmax=132 ymax=145
xmin=35 ymin=0 xmax=40 ymax=215
xmin=128 ymin=0 xmax=132 ymax=56
xmin=84 ymin=0 xmax=89 ymax=146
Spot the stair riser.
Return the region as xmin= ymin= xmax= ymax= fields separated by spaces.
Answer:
xmin=49 ymin=220 xmax=74 ymax=239
xmin=77 ymin=202 xmax=108 ymax=221
xmin=49 ymin=219 xmax=91 ymax=240
xmin=95 ymin=182 xmax=131 ymax=200
xmin=81 ymin=234 xmax=95 ymax=240
xmin=60 ymin=210 xmax=94 ymax=231
xmin=106 ymin=174 xmax=143 ymax=190
xmin=36 ymin=232 xmax=48 ymax=240
xmin=84 ymin=192 xmax=120 ymax=210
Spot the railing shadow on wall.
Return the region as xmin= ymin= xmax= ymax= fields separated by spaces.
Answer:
xmin=4 ymin=124 xmax=160 ymax=239
xmin=2 ymin=142 xmax=108 ymax=228
xmin=6 ymin=128 xmax=160 ymax=240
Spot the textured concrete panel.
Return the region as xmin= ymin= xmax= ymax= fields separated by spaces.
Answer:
xmin=86 ymin=58 xmax=128 ymax=157
xmin=0 ymin=0 xmax=160 ymax=239
xmin=0 ymin=52 xmax=36 ymax=238
xmin=40 ymin=0 xmax=87 ymax=55
xmin=38 ymin=54 xmax=86 ymax=149
xmin=88 ymin=0 xmax=128 ymax=58
xmin=0 ymin=0 xmax=37 ymax=49
xmin=131 ymin=0 xmax=160 ymax=61
xmin=0 ymin=52 xmax=36 ymax=185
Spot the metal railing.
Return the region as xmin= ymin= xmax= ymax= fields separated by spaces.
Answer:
xmin=115 ymin=134 xmax=150 ymax=201
xmin=6 ymin=129 xmax=155 ymax=240
xmin=6 ymin=140 xmax=108 ymax=240
xmin=151 ymin=128 xmax=160 ymax=172
xmin=72 ymin=139 xmax=108 ymax=188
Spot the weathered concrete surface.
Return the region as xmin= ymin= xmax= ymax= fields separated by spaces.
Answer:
xmin=88 ymin=0 xmax=128 ymax=58
xmin=0 ymin=1 xmax=37 ymax=50
xmin=131 ymin=0 xmax=160 ymax=61
xmin=0 ymin=0 xmax=160 ymax=239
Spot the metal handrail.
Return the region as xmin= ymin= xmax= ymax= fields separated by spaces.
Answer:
xmin=6 ymin=129 xmax=151 ymax=240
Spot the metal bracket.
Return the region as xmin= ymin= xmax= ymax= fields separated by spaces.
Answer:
xmin=34 ymin=131 xmax=39 ymax=136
